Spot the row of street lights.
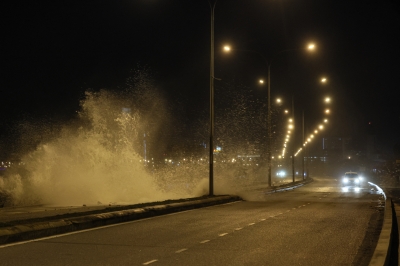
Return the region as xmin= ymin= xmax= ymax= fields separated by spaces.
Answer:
xmin=221 ymin=43 xmax=316 ymax=188
xmin=207 ymin=1 xmax=323 ymax=194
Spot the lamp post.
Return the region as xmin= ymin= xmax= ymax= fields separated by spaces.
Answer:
xmin=208 ymin=0 xmax=217 ymax=196
xmin=302 ymin=111 xmax=305 ymax=180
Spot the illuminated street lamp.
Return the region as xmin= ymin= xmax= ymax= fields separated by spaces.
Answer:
xmin=321 ymin=77 xmax=327 ymax=83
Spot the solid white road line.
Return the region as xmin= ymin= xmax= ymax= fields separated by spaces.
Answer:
xmin=0 ymin=200 xmax=242 ymax=248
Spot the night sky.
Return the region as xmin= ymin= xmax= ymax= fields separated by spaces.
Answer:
xmin=1 ymin=0 xmax=400 ymax=159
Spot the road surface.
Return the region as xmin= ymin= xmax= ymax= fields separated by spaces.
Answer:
xmin=0 ymin=177 xmax=384 ymax=265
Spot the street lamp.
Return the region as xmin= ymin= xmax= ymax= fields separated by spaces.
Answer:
xmin=209 ymin=0 xmax=217 ymax=196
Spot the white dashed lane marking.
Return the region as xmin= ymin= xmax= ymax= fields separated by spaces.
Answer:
xmin=143 ymin=259 xmax=158 ymax=265
xmin=142 ymin=203 xmax=313 ymax=265
xmin=175 ymin=248 xmax=187 ymax=253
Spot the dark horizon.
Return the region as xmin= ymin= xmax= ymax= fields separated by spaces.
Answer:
xmin=1 ymin=0 xmax=400 ymax=160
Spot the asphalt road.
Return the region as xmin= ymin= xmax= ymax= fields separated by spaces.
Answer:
xmin=0 ymin=177 xmax=384 ymax=266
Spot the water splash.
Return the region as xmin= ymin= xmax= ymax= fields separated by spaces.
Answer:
xmin=0 ymin=71 xmax=286 ymax=207
xmin=0 ymin=71 xmax=203 ymax=206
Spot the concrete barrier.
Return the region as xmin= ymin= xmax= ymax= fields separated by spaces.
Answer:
xmin=0 ymin=195 xmax=242 ymax=245
xmin=368 ymin=181 xmax=398 ymax=265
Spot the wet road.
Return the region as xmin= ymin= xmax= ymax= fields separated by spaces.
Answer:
xmin=0 ymin=177 xmax=384 ymax=266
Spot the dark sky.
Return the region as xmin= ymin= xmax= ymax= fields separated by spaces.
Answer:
xmin=1 ymin=0 xmax=400 ymax=158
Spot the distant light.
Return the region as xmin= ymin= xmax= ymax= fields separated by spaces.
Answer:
xmin=276 ymin=98 xmax=282 ymax=103
xmin=259 ymin=79 xmax=264 ymax=84
xmin=284 ymin=110 xmax=289 ymax=114
xmin=324 ymin=119 xmax=328 ymax=123
xmin=319 ymin=125 xmax=324 ymax=130
xmin=223 ymin=45 xmax=231 ymax=52
xmin=308 ymin=43 xmax=316 ymax=50
xmin=321 ymin=77 xmax=327 ymax=83
xmin=325 ymin=109 xmax=330 ymax=114
xmin=325 ymin=97 xmax=331 ymax=103
xmin=314 ymin=130 xmax=318 ymax=134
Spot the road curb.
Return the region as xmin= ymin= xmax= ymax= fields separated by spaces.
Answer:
xmin=368 ymin=180 xmax=399 ymax=266
xmin=369 ymin=198 xmax=394 ymax=266
xmin=0 ymin=195 xmax=242 ymax=245
xmin=264 ymin=178 xmax=314 ymax=194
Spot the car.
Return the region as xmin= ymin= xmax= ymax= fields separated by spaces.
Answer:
xmin=341 ymin=171 xmax=364 ymax=187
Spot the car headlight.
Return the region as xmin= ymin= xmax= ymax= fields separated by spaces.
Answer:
xmin=359 ymin=176 xmax=363 ymax=181
xmin=343 ymin=178 xmax=349 ymax=183
xmin=355 ymin=179 xmax=360 ymax=184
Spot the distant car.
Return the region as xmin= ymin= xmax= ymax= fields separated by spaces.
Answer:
xmin=341 ymin=172 xmax=364 ymax=187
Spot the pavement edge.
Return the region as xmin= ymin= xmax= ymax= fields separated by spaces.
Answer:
xmin=0 ymin=195 xmax=242 ymax=246
xmin=368 ymin=181 xmax=399 ymax=265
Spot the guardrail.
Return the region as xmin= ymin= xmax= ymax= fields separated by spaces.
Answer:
xmin=368 ymin=182 xmax=398 ymax=265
